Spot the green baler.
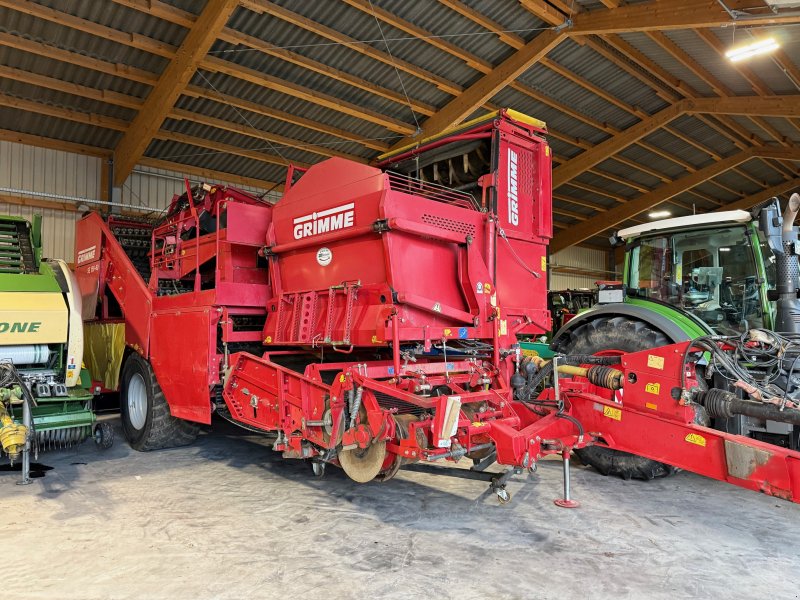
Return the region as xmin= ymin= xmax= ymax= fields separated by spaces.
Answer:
xmin=0 ymin=214 xmax=111 ymax=483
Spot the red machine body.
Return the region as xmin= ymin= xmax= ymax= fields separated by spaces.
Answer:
xmin=75 ymin=186 xmax=273 ymax=424
xmin=73 ymin=108 xmax=800 ymax=504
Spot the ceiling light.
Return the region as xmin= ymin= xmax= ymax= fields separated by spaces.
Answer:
xmin=725 ymin=37 xmax=780 ymax=63
xmin=719 ymin=247 xmax=731 ymax=252
xmin=648 ymin=210 xmax=671 ymax=219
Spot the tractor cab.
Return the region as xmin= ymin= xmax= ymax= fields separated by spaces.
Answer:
xmin=617 ymin=211 xmax=776 ymax=336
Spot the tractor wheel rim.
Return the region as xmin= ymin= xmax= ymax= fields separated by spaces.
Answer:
xmin=127 ymin=373 xmax=147 ymax=430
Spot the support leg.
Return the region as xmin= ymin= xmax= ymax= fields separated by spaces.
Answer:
xmin=554 ymin=450 xmax=579 ymax=508
xmin=17 ymin=398 xmax=32 ymax=486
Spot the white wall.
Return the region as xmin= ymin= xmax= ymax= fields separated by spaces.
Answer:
xmin=121 ymin=165 xmax=278 ymax=213
xmin=0 ymin=141 xmax=102 ymax=260
xmin=0 ymin=142 xmax=277 ymax=260
xmin=550 ymin=246 xmax=613 ymax=290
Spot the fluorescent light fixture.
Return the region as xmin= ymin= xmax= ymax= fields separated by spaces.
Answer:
xmin=719 ymin=247 xmax=731 ymax=252
xmin=648 ymin=210 xmax=672 ymax=219
xmin=725 ymin=37 xmax=780 ymax=63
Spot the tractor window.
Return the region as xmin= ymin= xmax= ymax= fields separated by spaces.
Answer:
xmin=628 ymin=225 xmax=764 ymax=334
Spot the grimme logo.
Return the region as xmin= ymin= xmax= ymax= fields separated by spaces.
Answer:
xmin=508 ymin=148 xmax=519 ymax=226
xmin=77 ymin=245 xmax=97 ymax=264
xmin=0 ymin=321 xmax=42 ymax=333
xmin=293 ymin=203 xmax=355 ymax=240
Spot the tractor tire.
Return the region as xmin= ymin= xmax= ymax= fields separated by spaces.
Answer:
xmin=120 ymin=353 xmax=199 ymax=451
xmin=557 ymin=316 xmax=677 ymax=481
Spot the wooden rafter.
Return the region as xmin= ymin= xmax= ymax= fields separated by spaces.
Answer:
xmin=720 ymin=178 xmax=800 ymax=212
xmin=112 ymin=0 xmax=239 ymax=185
xmin=570 ymin=0 xmax=800 ymax=34
xmin=552 ymin=147 xmax=800 ymax=251
xmin=387 ymin=29 xmax=566 ymax=149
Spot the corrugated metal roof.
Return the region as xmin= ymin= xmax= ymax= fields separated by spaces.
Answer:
xmin=0 ymin=0 xmax=797 ymax=252
xmin=617 ymin=32 xmax=717 ymax=96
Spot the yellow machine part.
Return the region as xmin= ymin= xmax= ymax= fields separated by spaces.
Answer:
xmin=83 ymin=322 xmax=126 ymax=390
xmin=0 ymin=292 xmax=68 ymax=344
xmin=0 ymin=404 xmax=25 ymax=459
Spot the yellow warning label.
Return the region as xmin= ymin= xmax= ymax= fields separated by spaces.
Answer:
xmin=499 ymin=320 xmax=507 ymax=335
xmin=647 ymin=355 xmax=665 ymax=370
xmin=603 ymin=406 xmax=622 ymax=421
xmin=339 ymin=374 xmax=346 ymax=383
xmin=541 ymin=256 xmax=547 ymax=271
xmin=371 ymin=335 xmax=381 ymax=344
xmin=444 ymin=328 xmax=452 ymax=337
xmin=645 ymin=382 xmax=660 ymax=395
xmin=264 ymin=336 xmax=272 ymax=344
xmin=685 ymin=433 xmax=706 ymax=447
xmin=645 ymin=402 xmax=658 ymax=410
xmin=484 ymin=283 xmax=491 ymax=294
xmin=472 ymin=422 xmax=486 ymax=427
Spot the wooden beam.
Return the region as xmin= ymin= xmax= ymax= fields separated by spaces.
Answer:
xmin=389 ymin=30 xmax=566 ymax=149
xmin=718 ymin=178 xmax=800 ymax=212
xmin=137 ymin=157 xmax=281 ymax=192
xmin=0 ymin=93 xmax=128 ymax=131
xmin=168 ymin=108 xmax=366 ymax=163
xmin=689 ymin=96 xmax=800 ymax=118
xmin=0 ymin=0 xmax=174 ymax=58
xmin=552 ymin=101 xmax=689 ymax=188
xmin=201 ymin=56 xmax=415 ymax=135
xmin=112 ymin=0 xmax=439 ymax=118
xmin=518 ymin=0 xmax=568 ymax=26
xmin=182 ymin=86 xmax=389 ymax=152
xmin=0 ymin=193 xmax=79 ymax=213
xmin=0 ymin=129 xmax=110 ymax=157
xmin=241 ymin=0 xmax=462 ymax=96
xmin=112 ymin=0 xmax=238 ymax=185
xmin=152 ymin=130 xmax=303 ymax=169
xmin=551 ymin=150 xmax=757 ymax=251
xmin=437 ymin=0 xmax=526 ymax=49
xmin=570 ymin=0 xmax=800 ymax=34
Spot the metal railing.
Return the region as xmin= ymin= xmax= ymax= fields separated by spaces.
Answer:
xmin=386 ymin=172 xmax=477 ymax=210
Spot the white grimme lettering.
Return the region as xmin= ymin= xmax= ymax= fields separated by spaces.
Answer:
xmin=508 ymin=149 xmax=519 ymax=226
xmin=293 ymin=203 xmax=355 ymax=240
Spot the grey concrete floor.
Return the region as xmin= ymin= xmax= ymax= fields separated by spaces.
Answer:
xmin=3 ymin=416 xmax=799 ymax=600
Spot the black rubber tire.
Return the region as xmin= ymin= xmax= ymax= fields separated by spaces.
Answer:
xmin=94 ymin=421 xmax=115 ymax=449
xmin=557 ymin=316 xmax=677 ymax=481
xmin=120 ymin=353 xmax=199 ymax=451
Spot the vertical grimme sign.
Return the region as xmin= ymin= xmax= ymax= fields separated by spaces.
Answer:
xmin=293 ymin=203 xmax=355 ymax=239
xmin=508 ymin=148 xmax=519 ymax=226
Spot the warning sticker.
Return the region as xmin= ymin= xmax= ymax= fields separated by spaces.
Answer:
xmin=541 ymin=256 xmax=547 ymax=272
xmin=685 ymin=433 xmax=706 ymax=447
xmin=603 ymin=406 xmax=622 ymax=421
xmin=645 ymin=382 xmax=661 ymax=395
xmin=647 ymin=355 xmax=665 ymax=370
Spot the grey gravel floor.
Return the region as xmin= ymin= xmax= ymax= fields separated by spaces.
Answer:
xmin=3 ymin=416 xmax=799 ymax=600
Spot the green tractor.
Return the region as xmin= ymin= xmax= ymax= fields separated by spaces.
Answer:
xmin=0 ymin=214 xmax=111 ymax=484
xmin=552 ymin=194 xmax=800 ymax=480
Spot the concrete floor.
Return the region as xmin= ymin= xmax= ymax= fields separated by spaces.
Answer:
xmin=3 ymin=417 xmax=799 ymax=600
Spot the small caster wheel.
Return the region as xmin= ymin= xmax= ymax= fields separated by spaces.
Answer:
xmin=94 ymin=422 xmax=114 ymax=449
xmin=311 ymin=459 xmax=326 ymax=478
xmin=496 ymin=487 xmax=511 ymax=505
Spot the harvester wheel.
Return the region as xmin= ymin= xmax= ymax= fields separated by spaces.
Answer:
xmin=120 ymin=353 xmax=199 ymax=451
xmin=557 ymin=316 xmax=677 ymax=481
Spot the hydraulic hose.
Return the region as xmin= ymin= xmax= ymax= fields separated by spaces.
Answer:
xmin=699 ymin=388 xmax=800 ymax=426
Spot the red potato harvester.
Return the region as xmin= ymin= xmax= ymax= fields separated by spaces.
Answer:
xmin=74 ymin=110 xmax=800 ymax=504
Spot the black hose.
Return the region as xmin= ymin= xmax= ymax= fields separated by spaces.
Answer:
xmin=699 ymin=388 xmax=800 ymax=425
